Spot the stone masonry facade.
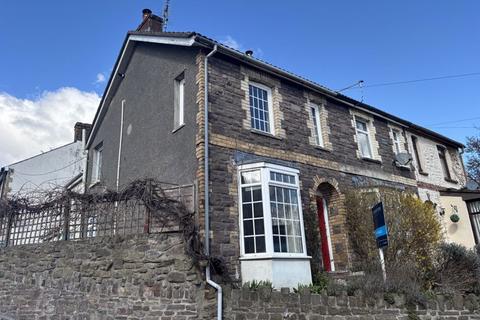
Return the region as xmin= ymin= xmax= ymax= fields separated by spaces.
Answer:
xmin=204 ymin=54 xmax=420 ymax=281
xmin=1 ymin=235 xmax=479 ymax=320
xmin=223 ymin=287 xmax=480 ymax=320
xmin=0 ymin=233 xmax=211 ymax=320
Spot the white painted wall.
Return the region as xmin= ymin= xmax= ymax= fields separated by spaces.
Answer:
xmin=405 ymin=132 xmax=475 ymax=247
xmin=406 ymin=132 xmax=466 ymax=190
xmin=4 ymin=142 xmax=85 ymax=197
xmin=439 ymin=196 xmax=476 ymax=249
xmin=241 ymin=257 xmax=312 ymax=289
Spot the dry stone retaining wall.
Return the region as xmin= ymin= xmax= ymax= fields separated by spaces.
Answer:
xmin=0 ymin=233 xmax=208 ymax=320
xmin=223 ymin=287 xmax=480 ymax=320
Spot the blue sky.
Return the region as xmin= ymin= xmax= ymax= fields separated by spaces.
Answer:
xmin=0 ymin=1 xmax=479 ymax=164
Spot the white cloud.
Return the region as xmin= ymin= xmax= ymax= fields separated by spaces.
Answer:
xmin=220 ymin=35 xmax=264 ymax=59
xmin=222 ymin=35 xmax=242 ymax=51
xmin=95 ymin=73 xmax=106 ymax=84
xmin=0 ymin=87 xmax=100 ymax=166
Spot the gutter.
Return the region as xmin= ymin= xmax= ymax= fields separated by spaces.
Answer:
xmin=203 ymin=44 xmax=221 ymax=320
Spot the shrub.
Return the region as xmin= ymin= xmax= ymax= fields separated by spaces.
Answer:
xmin=242 ymin=280 xmax=273 ymax=291
xmin=433 ymin=243 xmax=480 ymax=294
xmin=345 ymin=260 xmax=427 ymax=305
xmin=294 ymin=283 xmax=325 ymax=295
xmin=294 ymin=272 xmax=330 ymax=295
xmin=346 ymin=188 xmax=442 ymax=276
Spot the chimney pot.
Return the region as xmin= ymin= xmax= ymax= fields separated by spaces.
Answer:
xmin=142 ymin=8 xmax=152 ymax=20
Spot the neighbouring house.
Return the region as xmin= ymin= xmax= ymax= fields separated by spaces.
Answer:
xmin=0 ymin=122 xmax=91 ymax=198
xmin=438 ymin=187 xmax=480 ymax=247
xmin=83 ymin=9 xmax=473 ymax=289
xmin=405 ymin=130 xmax=478 ymax=248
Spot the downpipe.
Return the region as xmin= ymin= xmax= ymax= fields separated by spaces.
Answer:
xmin=204 ymin=44 xmax=221 ymax=320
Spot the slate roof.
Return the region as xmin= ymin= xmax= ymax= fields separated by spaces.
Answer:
xmin=87 ymin=29 xmax=465 ymax=149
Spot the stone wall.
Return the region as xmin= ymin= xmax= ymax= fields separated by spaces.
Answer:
xmin=0 ymin=233 xmax=209 ymax=320
xmin=205 ymin=55 xmax=420 ymax=281
xmin=223 ymin=287 xmax=480 ymax=320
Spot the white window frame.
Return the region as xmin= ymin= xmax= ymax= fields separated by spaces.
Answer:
xmin=174 ymin=74 xmax=185 ymax=130
xmin=354 ymin=116 xmax=374 ymax=159
xmin=391 ymin=129 xmax=402 ymax=154
xmin=248 ymin=82 xmax=275 ymax=135
xmin=310 ymin=103 xmax=324 ymax=147
xmin=91 ymin=143 xmax=103 ymax=184
xmin=238 ymin=162 xmax=308 ymax=259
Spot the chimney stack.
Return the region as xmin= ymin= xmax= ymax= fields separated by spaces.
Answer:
xmin=74 ymin=122 xmax=92 ymax=142
xmin=136 ymin=8 xmax=164 ymax=32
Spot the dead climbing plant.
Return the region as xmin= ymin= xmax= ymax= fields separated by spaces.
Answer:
xmin=0 ymin=179 xmax=229 ymax=280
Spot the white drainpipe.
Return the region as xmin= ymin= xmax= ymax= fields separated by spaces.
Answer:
xmin=82 ymin=128 xmax=88 ymax=193
xmin=116 ymin=99 xmax=126 ymax=192
xmin=204 ymin=44 xmax=221 ymax=320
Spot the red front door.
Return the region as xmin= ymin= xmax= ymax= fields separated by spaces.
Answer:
xmin=316 ymin=197 xmax=331 ymax=272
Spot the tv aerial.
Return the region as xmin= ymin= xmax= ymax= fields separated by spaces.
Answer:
xmin=162 ymin=0 xmax=170 ymax=31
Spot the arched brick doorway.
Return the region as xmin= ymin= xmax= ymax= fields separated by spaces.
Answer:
xmin=316 ymin=182 xmax=338 ymax=272
xmin=309 ymin=177 xmax=350 ymax=273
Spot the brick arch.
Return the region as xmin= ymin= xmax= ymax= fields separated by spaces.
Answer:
xmin=307 ymin=176 xmax=351 ymax=272
xmin=308 ymin=176 xmax=342 ymax=199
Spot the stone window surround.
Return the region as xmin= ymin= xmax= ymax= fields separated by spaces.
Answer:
xmin=436 ymin=144 xmax=457 ymax=183
xmin=248 ymin=81 xmax=275 ymax=134
xmin=240 ymin=66 xmax=286 ymax=138
xmin=409 ymin=134 xmax=427 ymax=175
xmin=350 ymin=110 xmax=382 ymax=162
xmin=304 ymin=93 xmax=332 ymax=151
xmin=237 ymin=162 xmax=309 ymax=259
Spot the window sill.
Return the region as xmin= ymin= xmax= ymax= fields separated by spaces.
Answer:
xmin=89 ymin=181 xmax=101 ymax=189
xmin=250 ymin=129 xmax=282 ymax=140
xmin=240 ymin=254 xmax=311 ymax=261
xmin=360 ymin=157 xmax=382 ymax=165
xmin=394 ymin=163 xmax=411 ymax=171
xmin=172 ymin=124 xmax=185 ymax=134
xmin=314 ymin=145 xmax=332 ymax=152
xmin=444 ymin=178 xmax=458 ymax=184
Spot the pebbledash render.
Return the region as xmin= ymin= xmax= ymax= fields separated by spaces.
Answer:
xmin=85 ymin=12 xmax=470 ymax=288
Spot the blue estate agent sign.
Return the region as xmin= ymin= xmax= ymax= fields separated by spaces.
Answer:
xmin=372 ymin=202 xmax=388 ymax=248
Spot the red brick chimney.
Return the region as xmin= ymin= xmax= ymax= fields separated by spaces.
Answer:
xmin=136 ymin=8 xmax=164 ymax=32
xmin=74 ymin=122 xmax=92 ymax=142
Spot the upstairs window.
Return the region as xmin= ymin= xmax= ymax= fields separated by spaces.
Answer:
xmin=411 ymin=136 xmax=425 ymax=173
xmin=355 ymin=118 xmax=373 ymax=158
xmin=249 ymin=83 xmax=274 ymax=134
xmin=239 ymin=163 xmax=306 ymax=256
xmin=310 ymin=103 xmax=324 ymax=147
xmin=91 ymin=142 xmax=103 ymax=184
xmin=391 ymin=129 xmax=402 ymax=154
xmin=437 ymin=146 xmax=452 ymax=180
xmin=174 ymin=73 xmax=185 ymax=130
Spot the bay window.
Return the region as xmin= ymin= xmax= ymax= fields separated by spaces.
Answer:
xmin=239 ymin=163 xmax=307 ymax=257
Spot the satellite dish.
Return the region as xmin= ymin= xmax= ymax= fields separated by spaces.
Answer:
xmin=466 ymin=180 xmax=479 ymax=191
xmin=394 ymin=152 xmax=412 ymax=167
